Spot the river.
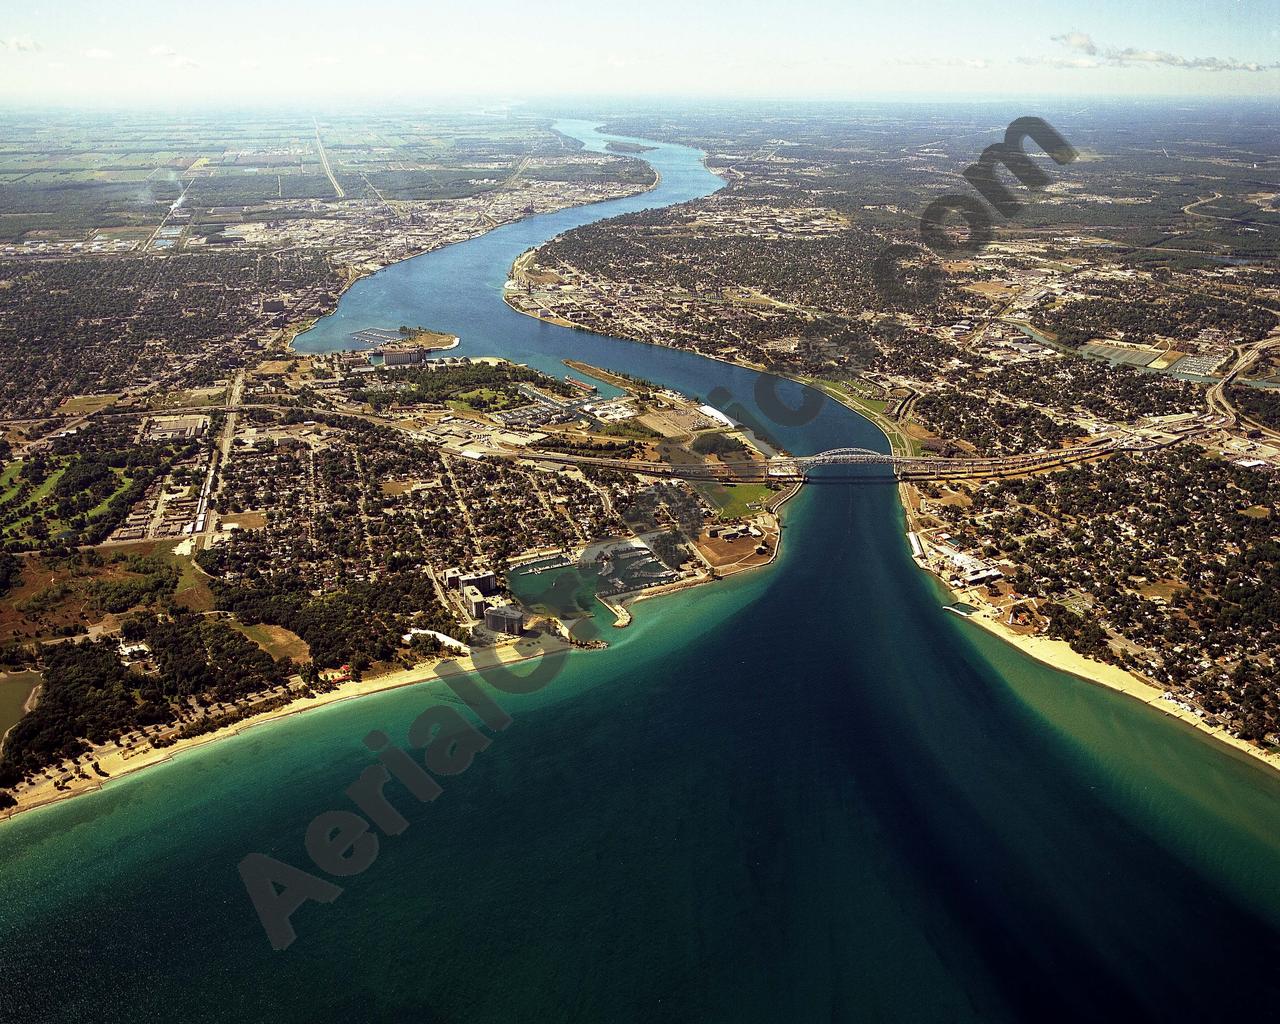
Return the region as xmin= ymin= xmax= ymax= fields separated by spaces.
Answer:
xmin=2 ymin=120 xmax=1280 ymax=1023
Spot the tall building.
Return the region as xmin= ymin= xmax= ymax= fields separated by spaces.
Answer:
xmin=445 ymin=567 xmax=498 ymax=595
xmin=484 ymin=605 xmax=525 ymax=636
xmin=381 ymin=347 xmax=423 ymax=367
xmin=462 ymin=584 xmax=488 ymax=619
xmin=459 ymin=569 xmax=498 ymax=595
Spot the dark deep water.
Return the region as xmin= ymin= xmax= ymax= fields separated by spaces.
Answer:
xmin=3 ymin=120 xmax=1280 ymax=1023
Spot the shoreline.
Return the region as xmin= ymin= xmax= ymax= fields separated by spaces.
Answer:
xmin=283 ymin=165 xmax=664 ymax=357
xmin=499 ymin=264 xmax=1280 ymax=781
xmin=898 ymin=477 xmax=1280 ymax=778
xmin=0 ymin=151 xmax=743 ymax=828
xmin=897 ymin=475 xmax=1280 ymax=778
xmin=2 ymin=507 xmax=799 ymax=828
xmin=954 ymin=599 xmax=1280 ymax=778
xmin=0 ymin=637 xmax=570 ymax=827
xmin=17 ymin=129 xmax=1263 ymax=824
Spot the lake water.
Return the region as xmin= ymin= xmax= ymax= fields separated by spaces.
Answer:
xmin=3 ymin=120 xmax=1280 ymax=1023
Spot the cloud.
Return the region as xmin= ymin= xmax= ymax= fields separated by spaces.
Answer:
xmin=0 ymin=35 xmax=41 ymax=52
xmin=1019 ymin=54 xmax=1102 ymax=70
xmin=149 ymin=45 xmax=199 ymax=69
xmin=899 ymin=34 xmax=1276 ymax=77
xmin=85 ymin=48 xmax=115 ymax=61
xmin=1048 ymin=33 xmax=1278 ymax=72
xmin=1051 ymin=32 xmax=1098 ymax=56
xmin=1107 ymin=47 xmax=1274 ymax=72
xmin=894 ymin=56 xmax=993 ymax=70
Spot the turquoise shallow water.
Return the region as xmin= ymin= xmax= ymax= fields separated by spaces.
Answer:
xmin=3 ymin=121 xmax=1280 ymax=1023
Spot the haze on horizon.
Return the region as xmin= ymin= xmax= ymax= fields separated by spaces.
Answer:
xmin=0 ymin=0 xmax=1277 ymax=107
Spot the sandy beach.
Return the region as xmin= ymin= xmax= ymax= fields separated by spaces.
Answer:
xmin=0 ymin=636 xmax=573 ymax=825
xmin=955 ymin=595 xmax=1280 ymax=777
xmin=501 ymin=292 xmax=1280 ymax=778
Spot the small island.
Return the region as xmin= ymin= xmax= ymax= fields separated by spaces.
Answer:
xmin=606 ymin=141 xmax=657 ymax=154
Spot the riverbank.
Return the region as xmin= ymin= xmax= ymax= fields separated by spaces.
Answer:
xmin=0 ymin=636 xmax=571 ymax=826
xmin=501 ymin=282 xmax=913 ymax=458
xmin=281 ymin=170 xmax=664 ymax=358
xmin=501 ymin=275 xmax=1280 ymax=780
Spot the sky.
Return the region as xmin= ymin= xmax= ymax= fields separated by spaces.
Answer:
xmin=0 ymin=0 xmax=1277 ymax=105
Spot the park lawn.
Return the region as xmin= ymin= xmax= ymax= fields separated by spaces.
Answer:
xmin=401 ymin=328 xmax=456 ymax=349
xmin=715 ymin=483 xmax=774 ymax=519
xmin=84 ymin=471 xmax=133 ymax=521
xmin=220 ymin=511 xmax=267 ymax=529
xmin=826 ymin=379 xmax=889 ymax=416
xmin=447 ymin=387 xmax=520 ymax=413
xmin=58 ymin=393 xmax=121 ymax=415
xmin=1 ymin=465 xmax=69 ymax=539
xmin=596 ymin=419 xmax=662 ymax=441
xmin=4 ymin=469 xmax=132 ymax=543
xmin=21 ymin=465 xmax=67 ymax=507
xmin=0 ymin=461 xmax=21 ymax=502
xmin=230 ymin=621 xmax=312 ymax=664
xmin=147 ymin=387 xmax=226 ymax=410
xmin=175 ymin=557 xmax=215 ymax=612
xmin=691 ymin=480 xmax=774 ymax=521
xmin=845 ymin=393 xmax=888 ymax=415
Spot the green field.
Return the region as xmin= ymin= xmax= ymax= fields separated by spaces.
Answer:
xmin=58 ymin=394 xmax=121 ymax=415
xmin=693 ymin=482 xmax=774 ymax=520
xmin=0 ymin=462 xmax=22 ymax=503
xmin=0 ymin=465 xmax=69 ymax=538
xmin=446 ymin=387 xmax=522 ymax=413
xmin=83 ymin=472 xmax=134 ymax=520
xmin=229 ymin=621 xmax=311 ymax=663
xmin=1 ymin=462 xmax=135 ymax=544
xmin=159 ymin=543 xmax=216 ymax=612
xmin=0 ymin=671 xmax=42 ymax=738
xmin=146 ymin=388 xmax=226 ymax=410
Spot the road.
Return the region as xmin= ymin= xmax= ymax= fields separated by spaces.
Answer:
xmin=191 ymin=369 xmax=246 ymax=550
xmin=17 ymin=365 xmax=1228 ymax=505
xmin=498 ymin=435 xmax=1135 ymax=484
xmin=142 ymin=178 xmax=193 ymax=253
xmin=312 ymin=117 xmax=345 ymax=199
xmin=1207 ymin=335 xmax=1280 ymax=438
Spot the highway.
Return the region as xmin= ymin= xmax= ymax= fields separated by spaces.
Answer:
xmin=8 ymin=383 xmax=1223 ymax=496
xmin=497 ymin=425 xmax=1205 ymax=484
xmin=312 ymin=117 xmax=345 ymax=199
xmin=1206 ymin=334 xmax=1280 ymax=439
